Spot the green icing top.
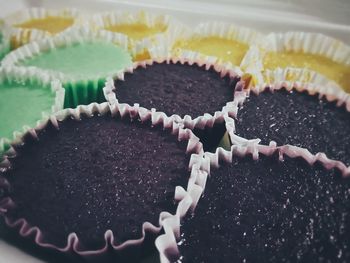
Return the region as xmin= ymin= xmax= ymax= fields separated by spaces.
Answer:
xmin=19 ymin=42 xmax=133 ymax=79
xmin=0 ymin=80 xmax=54 ymax=142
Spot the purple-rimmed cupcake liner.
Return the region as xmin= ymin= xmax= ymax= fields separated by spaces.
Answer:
xmin=103 ymin=52 xmax=243 ymax=133
xmin=230 ymin=79 xmax=350 ymax=171
xmin=0 ymin=101 xmax=207 ymax=260
xmin=155 ymin=138 xmax=350 ymax=262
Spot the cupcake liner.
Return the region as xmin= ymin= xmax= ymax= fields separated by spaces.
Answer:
xmin=88 ymin=10 xmax=182 ymax=61
xmin=155 ymin=137 xmax=350 ymax=262
xmin=103 ymin=51 xmax=243 ymax=133
xmin=0 ymin=66 xmax=64 ymax=158
xmin=3 ymin=8 xmax=85 ymax=50
xmin=163 ymin=21 xmax=262 ymax=68
xmin=0 ymin=101 xmax=207 ymax=259
xmin=241 ymin=32 xmax=350 ymax=91
xmin=230 ymin=79 xmax=350 ymax=169
xmin=0 ymin=24 xmax=11 ymax=59
xmin=1 ymin=26 xmax=132 ymax=108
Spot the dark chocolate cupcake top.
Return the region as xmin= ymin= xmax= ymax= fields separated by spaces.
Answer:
xmin=113 ymin=62 xmax=239 ymax=118
xmin=179 ymin=153 xmax=350 ymax=263
xmin=235 ymin=88 xmax=350 ymax=165
xmin=1 ymin=110 xmax=192 ymax=251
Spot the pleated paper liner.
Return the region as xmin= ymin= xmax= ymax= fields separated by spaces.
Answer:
xmin=155 ymin=137 xmax=350 ymax=262
xmin=1 ymin=27 xmax=133 ymax=108
xmin=0 ymin=66 xmax=64 ymax=158
xmin=0 ymin=101 xmax=206 ymax=262
xmin=88 ymin=10 xmax=185 ymax=61
xmin=0 ymin=24 xmax=11 ymax=59
xmin=3 ymin=7 xmax=85 ymax=50
xmin=241 ymin=32 xmax=350 ymax=92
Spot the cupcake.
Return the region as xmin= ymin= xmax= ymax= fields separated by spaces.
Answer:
xmin=157 ymin=143 xmax=350 ymax=262
xmin=4 ymin=8 xmax=83 ymax=50
xmin=0 ymin=66 xmax=64 ymax=158
xmin=0 ymin=102 xmax=205 ymax=261
xmin=171 ymin=22 xmax=262 ymax=67
xmin=233 ymin=82 xmax=350 ymax=167
xmin=89 ymin=11 xmax=177 ymax=61
xmin=2 ymin=28 xmax=133 ymax=108
xmin=241 ymin=32 xmax=350 ymax=92
xmin=104 ymin=53 xmax=242 ymax=151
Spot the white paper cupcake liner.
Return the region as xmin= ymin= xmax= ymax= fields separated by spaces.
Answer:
xmin=3 ymin=7 xmax=85 ymax=49
xmin=159 ymin=21 xmax=262 ymax=68
xmin=155 ymin=136 xmax=350 ymax=262
xmin=0 ymin=66 xmax=64 ymax=157
xmin=104 ymin=51 xmax=243 ymax=133
xmin=0 ymin=24 xmax=11 ymax=59
xmin=0 ymin=101 xmax=207 ymax=259
xmin=88 ymin=10 xmax=183 ymax=60
xmin=241 ymin=32 xmax=350 ymax=92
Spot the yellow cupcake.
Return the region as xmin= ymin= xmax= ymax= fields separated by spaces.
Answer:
xmin=89 ymin=11 xmax=174 ymax=61
xmin=172 ymin=22 xmax=262 ymax=67
xmin=4 ymin=8 xmax=83 ymax=49
xmin=242 ymin=32 xmax=350 ymax=93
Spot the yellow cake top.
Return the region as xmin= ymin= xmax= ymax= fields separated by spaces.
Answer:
xmin=174 ymin=36 xmax=248 ymax=66
xmin=15 ymin=16 xmax=74 ymax=34
xmin=263 ymin=51 xmax=350 ymax=91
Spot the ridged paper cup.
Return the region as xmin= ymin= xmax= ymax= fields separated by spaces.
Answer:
xmin=241 ymin=32 xmax=350 ymax=92
xmin=0 ymin=24 xmax=11 ymax=59
xmin=3 ymin=8 xmax=85 ymax=50
xmin=0 ymin=66 xmax=64 ymax=158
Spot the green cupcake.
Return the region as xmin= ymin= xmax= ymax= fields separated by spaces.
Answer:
xmin=2 ymin=27 xmax=133 ymax=108
xmin=0 ymin=67 xmax=64 ymax=157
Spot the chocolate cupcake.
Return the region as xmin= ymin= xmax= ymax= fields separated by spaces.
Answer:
xmin=104 ymin=54 xmax=241 ymax=152
xmin=2 ymin=28 xmax=133 ymax=108
xmin=233 ymin=84 xmax=350 ymax=167
xmin=0 ymin=102 xmax=205 ymax=261
xmin=156 ymin=143 xmax=350 ymax=262
xmin=0 ymin=66 xmax=64 ymax=158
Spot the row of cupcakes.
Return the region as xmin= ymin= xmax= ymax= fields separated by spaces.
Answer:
xmin=1 ymin=94 xmax=350 ymax=262
xmin=1 ymin=8 xmax=349 ymax=92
